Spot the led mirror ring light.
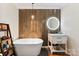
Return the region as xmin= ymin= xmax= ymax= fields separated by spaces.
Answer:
xmin=46 ymin=17 xmax=60 ymax=31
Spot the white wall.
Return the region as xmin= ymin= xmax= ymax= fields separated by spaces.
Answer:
xmin=0 ymin=4 xmax=18 ymax=39
xmin=61 ymin=4 xmax=79 ymax=55
xmin=15 ymin=3 xmax=67 ymax=9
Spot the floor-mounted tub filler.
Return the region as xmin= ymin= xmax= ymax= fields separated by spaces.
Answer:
xmin=13 ymin=38 xmax=43 ymax=56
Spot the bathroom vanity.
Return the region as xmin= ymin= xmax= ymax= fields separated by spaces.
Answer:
xmin=46 ymin=16 xmax=68 ymax=54
xmin=48 ymin=33 xmax=68 ymax=54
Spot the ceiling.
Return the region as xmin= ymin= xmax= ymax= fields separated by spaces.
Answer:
xmin=15 ymin=3 xmax=69 ymax=9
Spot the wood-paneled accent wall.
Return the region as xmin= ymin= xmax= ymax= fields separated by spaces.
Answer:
xmin=19 ymin=9 xmax=61 ymax=46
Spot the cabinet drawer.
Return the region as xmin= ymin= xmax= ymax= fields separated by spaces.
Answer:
xmin=48 ymin=36 xmax=67 ymax=44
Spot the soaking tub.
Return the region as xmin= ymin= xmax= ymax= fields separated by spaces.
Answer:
xmin=13 ymin=38 xmax=43 ymax=56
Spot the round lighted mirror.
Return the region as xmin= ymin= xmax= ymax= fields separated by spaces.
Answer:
xmin=46 ymin=17 xmax=60 ymax=31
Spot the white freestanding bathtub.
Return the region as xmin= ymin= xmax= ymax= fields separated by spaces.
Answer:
xmin=13 ymin=38 xmax=43 ymax=56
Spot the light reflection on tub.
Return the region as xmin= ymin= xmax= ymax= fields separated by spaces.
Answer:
xmin=13 ymin=38 xmax=43 ymax=56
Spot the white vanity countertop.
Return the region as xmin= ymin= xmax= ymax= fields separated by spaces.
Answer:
xmin=48 ymin=33 xmax=68 ymax=37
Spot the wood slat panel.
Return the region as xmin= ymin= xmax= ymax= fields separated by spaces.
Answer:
xmin=19 ymin=9 xmax=61 ymax=46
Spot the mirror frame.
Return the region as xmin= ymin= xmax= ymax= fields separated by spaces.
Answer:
xmin=46 ymin=17 xmax=60 ymax=31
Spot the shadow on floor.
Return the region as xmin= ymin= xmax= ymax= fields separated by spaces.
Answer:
xmin=38 ymin=48 xmax=48 ymax=56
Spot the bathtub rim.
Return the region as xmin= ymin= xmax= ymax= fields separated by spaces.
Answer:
xmin=13 ymin=38 xmax=43 ymax=45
